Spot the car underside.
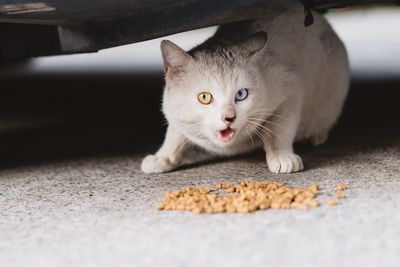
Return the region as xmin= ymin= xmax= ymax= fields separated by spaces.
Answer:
xmin=0 ymin=0 xmax=397 ymax=60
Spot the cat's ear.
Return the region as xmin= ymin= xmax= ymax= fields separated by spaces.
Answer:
xmin=160 ymin=40 xmax=191 ymax=74
xmin=240 ymin=31 xmax=269 ymax=56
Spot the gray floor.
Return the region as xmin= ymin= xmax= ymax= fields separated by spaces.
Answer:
xmin=0 ymin=75 xmax=399 ymax=267
xmin=1 ymin=146 xmax=400 ymax=267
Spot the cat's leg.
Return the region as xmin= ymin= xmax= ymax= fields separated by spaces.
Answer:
xmin=310 ymin=131 xmax=329 ymax=146
xmin=261 ymin=102 xmax=304 ymax=174
xmin=141 ymin=125 xmax=189 ymax=173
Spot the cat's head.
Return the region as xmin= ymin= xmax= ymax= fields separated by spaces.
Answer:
xmin=161 ymin=32 xmax=269 ymax=154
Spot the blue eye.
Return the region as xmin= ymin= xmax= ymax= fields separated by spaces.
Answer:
xmin=235 ymin=88 xmax=248 ymax=102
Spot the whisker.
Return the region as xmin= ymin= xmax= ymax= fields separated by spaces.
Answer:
xmin=247 ymin=120 xmax=282 ymax=143
xmin=248 ymin=113 xmax=290 ymax=122
xmin=179 ymin=124 xmax=205 ymax=154
xmin=257 ymin=126 xmax=286 ymax=146
xmin=264 ymin=119 xmax=289 ymax=132
xmin=250 ymin=107 xmax=276 ymax=111
xmin=243 ymin=125 xmax=255 ymax=148
xmin=246 ymin=123 xmax=271 ymax=152
xmin=247 ymin=117 xmax=288 ymax=133
xmin=246 ymin=120 xmax=273 ymax=141
xmin=254 ymin=128 xmax=271 ymax=152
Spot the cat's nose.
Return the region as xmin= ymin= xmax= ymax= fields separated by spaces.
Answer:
xmin=223 ymin=115 xmax=236 ymax=123
xmin=222 ymin=105 xmax=236 ymax=124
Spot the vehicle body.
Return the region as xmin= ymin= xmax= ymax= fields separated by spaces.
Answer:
xmin=0 ymin=0 xmax=396 ymax=60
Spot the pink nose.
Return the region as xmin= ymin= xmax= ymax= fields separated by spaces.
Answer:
xmin=223 ymin=115 xmax=236 ymax=123
xmin=222 ymin=105 xmax=236 ymax=124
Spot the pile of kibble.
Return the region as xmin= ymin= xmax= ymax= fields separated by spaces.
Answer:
xmin=157 ymin=181 xmax=348 ymax=214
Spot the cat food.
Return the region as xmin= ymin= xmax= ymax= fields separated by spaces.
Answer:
xmin=327 ymin=199 xmax=338 ymax=206
xmin=336 ymin=183 xmax=347 ymax=190
xmin=309 ymin=184 xmax=319 ymax=194
xmin=158 ymin=181 xmax=323 ymax=214
xmin=336 ymin=192 xmax=347 ymax=199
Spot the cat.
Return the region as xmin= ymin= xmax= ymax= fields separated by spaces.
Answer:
xmin=141 ymin=1 xmax=349 ymax=174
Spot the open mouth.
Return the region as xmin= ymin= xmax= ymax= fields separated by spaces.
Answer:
xmin=216 ymin=127 xmax=235 ymax=142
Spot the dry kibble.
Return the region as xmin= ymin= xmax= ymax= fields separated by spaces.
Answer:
xmin=200 ymin=187 xmax=211 ymax=194
xmin=309 ymin=199 xmax=321 ymax=207
xmin=271 ymin=201 xmax=282 ymax=209
xmin=309 ymin=184 xmax=319 ymax=195
xmin=327 ymin=199 xmax=338 ymax=206
xmin=303 ymin=198 xmax=320 ymax=208
xmin=192 ymin=207 xmax=202 ymax=214
xmin=259 ymin=202 xmax=271 ymax=210
xmin=336 ymin=183 xmax=347 ymax=190
xmin=295 ymin=203 xmax=309 ymax=211
xmin=226 ymin=205 xmax=236 ymax=213
xmin=217 ymin=181 xmax=232 ymax=189
xmin=226 ymin=187 xmax=235 ymax=193
xmin=157 ymin=181 xmax=333 ymax=214
xmin=295 ymin=195 xmax=305 ymax=202
xmin=336 ymin=192 xmax=347 ymax=199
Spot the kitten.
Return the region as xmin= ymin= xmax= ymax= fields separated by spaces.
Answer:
xmin=141 ymin=1 xmax=349 ymax=174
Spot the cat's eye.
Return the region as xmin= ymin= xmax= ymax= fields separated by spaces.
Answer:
xmin=235 ymin=88 xmax=248 ymax=102
xmin=198 ymin=92 xmax=213 ymax=105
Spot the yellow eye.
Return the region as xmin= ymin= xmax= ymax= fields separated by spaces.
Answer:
xmin=197 ymin=92 xmax=213 ymax=105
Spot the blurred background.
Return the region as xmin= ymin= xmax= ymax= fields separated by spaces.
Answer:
xmin=0 ymin=6 xmax=399 ymax=164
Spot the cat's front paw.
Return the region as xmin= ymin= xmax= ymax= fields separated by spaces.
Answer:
xmin=141 ymin=155 xmax=176 ymax=174
xmin=266 ymin=151 xmax=304 ymax=174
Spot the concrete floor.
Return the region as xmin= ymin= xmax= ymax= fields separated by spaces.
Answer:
xmin=0 ymin=71 xmax=399 ymax=266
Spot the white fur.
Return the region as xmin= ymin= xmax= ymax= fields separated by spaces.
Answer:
xmin=141 ymin=1 xmax=349 ymax=174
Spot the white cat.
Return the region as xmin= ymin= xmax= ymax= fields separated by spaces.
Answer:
xmin=141 ymin=1 xmax=349 ymax=174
